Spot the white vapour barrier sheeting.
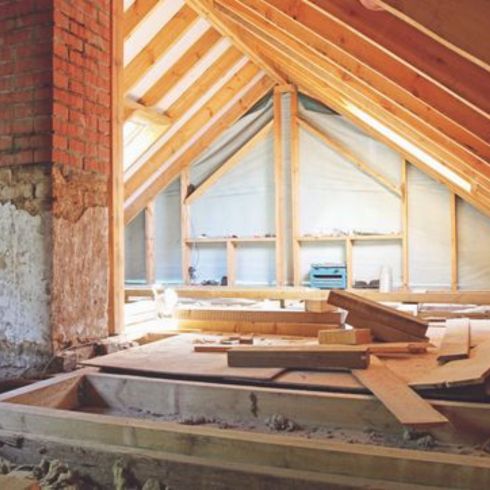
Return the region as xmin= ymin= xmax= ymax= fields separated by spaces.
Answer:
xmin=408 ymin=165 xmax=451 ymax=289
xmin=155 ymin=180 xmax=182 ymax=283
xmin=190 ymin=244 xmax=227 ymax=283
xmin=458 ymin=201 xmax=490 ymax=289
xmin=125 ymin=212 xmax=145 ymax=282
xmin=235 ymin=244 xmax=276 ymax=285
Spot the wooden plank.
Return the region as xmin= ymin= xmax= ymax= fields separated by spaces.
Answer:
xmin=181 ymin=169 xmax=191 ymax=284
xmin=0 ymin=430 xmax=449 ymax=490
xmin=124 ymin=76 xmax=274 ymax=223
xmin=299 ymin=118 xmax=401 ymax=196
xmin=327 ymin=290 xmax=429 ymax=341
xmin=226 ymin=241 xmax=236 ymax=286
xmin=108 ymin=0 xmax=125 ymax=335
xmin=437 ymin=319 xmax=471 ymax=363
xmin=273 ymin=87 xmax=285 ymax=286
xmin=186 ymin=0 xmax=286 ymax=84
xmin=0 ymin=473 xmax=39 ymax=490
xmin=450 ymin=193 xmax=458 ymax=291
xmin=165 ymin=50 xmax=246 ymax=123
xmin=401 ymin=159 xmax=409 ymax=287
xmin=144 ymin=201 xmax=155 ymax=284
xmin=125 ymin=62 xmax=262 ymax=200
xmin=177 ymin=319 xmax=340 ymax=336
xmin=228 ymin=345 xmax=370 ymax=369
xmin=352 ymin=357 xmax=448 ymax=428
xmin=411 ymin=339 xmax=490 ymax=390
xmin=318 ymin=329 xmax=372 ymax=345
xmin=363 ymin=342 xmax=430 ymax=355
xmin=175 ymin=307 xmax=342 ymax=324
xmin=185 ymin=121 xmax=273 ymax=205
xmin=139 ymin=28 xmax=222 ymax=107
xmin=83 ymin=334 xmax=284 ymax=380
xmin=123 ymin=5 xmax=198 ymax=91
xmin=290 ymin=91 xmax=301 ymax=286
xmin=123 ymin=0 xmax=159 ymax=39
xmin=305 ymin=300 xmax=336 ymax=313
xmin=124 ymin=97 xmax=171 ymax=125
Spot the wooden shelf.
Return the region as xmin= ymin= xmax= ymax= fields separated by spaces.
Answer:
xmin=186 ymin=236 xmax=276 ymax=244
xmin=297 ymin=234 xmax=403 ymax=242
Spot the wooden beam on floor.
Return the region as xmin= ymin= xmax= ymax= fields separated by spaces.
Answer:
xmin=437 ymin=319 xmax=471 ymax=363
xmin=353 ymin=356 xmax=448 ymax=428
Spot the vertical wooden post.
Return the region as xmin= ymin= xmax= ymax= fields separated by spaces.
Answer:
xmin=145 ymin=201 xmax=156 ymax=285
xmin=450 ymin=192 xmax=458 ymax=291
xmin=227 ymin=240 xmax=236 ymax=286
xmin=108 ymin=0 xmax=125 ymax=334
xmin=401 ymin=159 xmax=409 ymax=289
xmin=290 ymin=89 xmax=301 ymax=286
xmin=273 ymin=87 xmax=285 ymax=286
xmin=346 ymin=238 xmax=353 ymax=289
xmin=181 ymin=169 xmax=191 ymax=284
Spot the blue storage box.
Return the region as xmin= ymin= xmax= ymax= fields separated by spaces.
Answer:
xmin=309 ymin=263 xmax=347 ymax=289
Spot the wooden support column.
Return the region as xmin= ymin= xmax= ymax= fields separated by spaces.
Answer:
xmin=346 ymin=237 xmax=353 ymax=288
xmin=273 ymin=87 xmax=285 ymax=285
xmin=401 ymin=159 xmax=409 ymax=289
xmin=181 ymin=169 xmax=191 ymax=285
xmin=227 ymin=241 xmax=236 ymax=286
xmin=109 ymin=0 xmax=125 ymax=334
xmin=450 ymin=193 xmax=458 ymax=291
xmin=144 ymin=201 xmax=156 ymax=285
xmin=290 ymin=89 xmax=301 ymax=286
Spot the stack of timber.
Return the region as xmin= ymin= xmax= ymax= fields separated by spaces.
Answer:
xmin=175 ymin=306 xmax=342 ymax=336
xmin=326 ymin=290 xmax=429 ymax=341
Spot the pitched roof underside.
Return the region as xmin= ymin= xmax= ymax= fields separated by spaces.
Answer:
xmin=123 ymin=0 xmax=490 ymax=223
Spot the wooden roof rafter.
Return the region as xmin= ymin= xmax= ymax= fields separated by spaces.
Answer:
xmin=124 ymin=4 xmax=200 ymax=93
xmin=123 ymin=0 xmax=161 ymax=39
xmin=125 ymin=61 xmax=264 ymax=199
xmin=124 ymin=75 xmax=274 ymax=223
xmin=185 ymin=0 xmax=287 ymax=84
xmin=209 ymin=0 xmax=490 ymax=213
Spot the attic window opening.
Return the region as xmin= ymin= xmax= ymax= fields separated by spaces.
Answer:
xmin=346 ymin=103 xmax=472 ymax=193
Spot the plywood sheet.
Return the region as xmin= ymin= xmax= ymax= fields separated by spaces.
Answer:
xmin=83 ymin=334 xmax=284 ymax=381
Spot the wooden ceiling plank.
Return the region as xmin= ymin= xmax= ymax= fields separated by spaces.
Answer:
xmin=224 ymin=0 xmax=490 ymax=167
xmin=139 ymin=28 xmax=222 ymax=107
xmin=185 ymin=120 xmax=273 ymax=205
xmin=185 ymin=0 xmax=287 ymax=84
xmin=166 ymin=47 xmax=243 ymax=122
xmin=123 ymin=0 xmax=160 ymax=39
xmin=125 ymin=61 xmax=261 ymax=199
xmin=375 ymin=0 xmax=490 ymax=72
xmin=124 ymin=4 xmax=199 ymax=92
xmin=304 ymin=0 xmax=490 ymax=118
xmin=217 ymin=11 xmax=490 ymax=204
xmin=124 ymin=75 xmax=274 ymax=223
xmin=299 ymin=117 xmax=401 ymax=196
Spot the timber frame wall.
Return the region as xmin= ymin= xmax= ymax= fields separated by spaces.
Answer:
xmin=139 ymin=86 xmax=466 ymax=290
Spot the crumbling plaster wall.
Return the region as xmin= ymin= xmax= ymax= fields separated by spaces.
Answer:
xmin=0 ymin=165 xmax=53 ymax=377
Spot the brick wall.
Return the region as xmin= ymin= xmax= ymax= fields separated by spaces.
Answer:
xmin=52 ymin=0 xmax=111 ymax=175
xmin=0 ymin=0 xmax=54 ymax=167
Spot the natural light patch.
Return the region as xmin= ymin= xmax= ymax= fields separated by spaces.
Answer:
xmin=124 ymin=117 xmax=167 ymax=171
xmin=346 ymin=103 xmax=472 ymax=193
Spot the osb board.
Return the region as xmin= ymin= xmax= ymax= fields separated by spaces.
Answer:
xmin=83 ymin=334 xmax=285 ymax=381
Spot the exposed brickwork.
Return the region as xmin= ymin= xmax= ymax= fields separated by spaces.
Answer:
xmin=0 ymin=0 xmax=54 ymax=167
xmin=52 ymin=0 xmax=111 ymax=174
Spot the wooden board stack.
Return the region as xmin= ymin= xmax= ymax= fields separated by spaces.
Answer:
xmin=326 ymin=290 xmax=429 ymax=342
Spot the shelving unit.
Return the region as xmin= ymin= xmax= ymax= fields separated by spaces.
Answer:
xmin=296 ymin=234 xmax=403 ymax=288
xmin=184 ymin=236 xmax=277 ymax=286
